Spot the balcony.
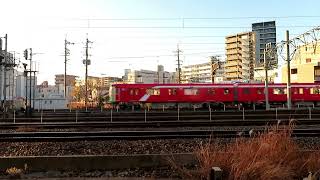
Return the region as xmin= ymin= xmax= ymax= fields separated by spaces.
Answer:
xmin=226 ymin=49 xmax=240 ymax=55
xmin=227 ymin=55 xmax=240 ymax=61
xmin=226 ymin=61 xmax=240 ymax=67
xmin=226 ymin=37 xmax=238 ymax=44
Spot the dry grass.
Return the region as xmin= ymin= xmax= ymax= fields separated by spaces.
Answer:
xmin=15 ymin=126 xmax=38 ymax=132
xmin=6 ymin=167 xmax=23 ymax=179
xmin=172 ymin=122 xmax=320 ymax=180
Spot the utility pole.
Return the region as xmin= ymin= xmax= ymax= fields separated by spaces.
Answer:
xmin=29 ymin=48 xmax=32 ymax=112
xmin=210 ymin=56 xmax=220 ymax=83
xmin=264 ymin=44 xmax=270 ymax=110
xmin=64 ymin=38 xmax=74 ymax=98
xmin=2 ymin=34 xmax=7 ymax=120
xmin=175 ymin=44 xmax=182 ymax=84
xmin=84 ymin=36 xmax=92 ymax=111
xmin=286 ymin=30 xmax=292 ymax=110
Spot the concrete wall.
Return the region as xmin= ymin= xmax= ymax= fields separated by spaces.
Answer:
xmin=0 ymin=153 xmax=195 ymax=171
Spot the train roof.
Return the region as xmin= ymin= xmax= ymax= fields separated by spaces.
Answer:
xmin=112 ymin=83 xmax=320 ymax=88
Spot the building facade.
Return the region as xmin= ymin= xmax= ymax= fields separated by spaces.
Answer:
xmin=101 ymin=76 xmax=122 ymax=88
xmin=253 ymin=67 xmax=279 ymax=83
xmin=252 ymin=21 xmax=277 ymax=66
xmin=55 ymin=74 xmax=77 ymax=87
xmin=123 ymin=65 xmax=176 ymax=84
xmin=225 ymin=32 xmax=255 ymax=81
xmin=282 ymin=42 xmax=320 ymax=83
xmin=181 ymin=59 xmax=225 ymax=83
xmin=34 ymin=84 xmax=71 ymax=110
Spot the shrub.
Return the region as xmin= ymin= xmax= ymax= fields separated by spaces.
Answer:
xmin=173 ymin=123 xmax=320 ymax=179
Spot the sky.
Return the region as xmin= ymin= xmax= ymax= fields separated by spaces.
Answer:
xmin=1 ymin=0 xmax=320 ymax=85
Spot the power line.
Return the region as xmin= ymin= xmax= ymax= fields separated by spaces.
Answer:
xmin=103 ymin=51 xmax=224 ymax=60
xmin=68 ymin=15 xmax=320 ymax=21
xmin=57 ymin=25 xmax=317 ymax=29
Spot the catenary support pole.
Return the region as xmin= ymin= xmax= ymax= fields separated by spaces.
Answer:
xmin=286 ymin=30 xmax=292 ymax=110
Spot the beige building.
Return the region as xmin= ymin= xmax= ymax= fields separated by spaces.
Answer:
xmin=225 ymin=32 xmax=255 ymax=81
xmin=55 ymin=74 xmax=77 ymax=87
xmin=181 ymin=60 xmax=225 ymax=83
xmin=282 ymin=42 xmax=320 ymax=83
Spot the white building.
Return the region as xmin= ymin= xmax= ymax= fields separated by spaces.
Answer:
xmin=181 ymin=60 xmax=225 ymax=83
xmin=123 ymin=65 xmax=176 ymax=84
xmin=34 ymin=83 xmax=73 ymax=110
xmin=254 ymin=67 xmax=279 ymax=83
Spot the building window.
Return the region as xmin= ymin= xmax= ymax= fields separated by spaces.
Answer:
xmin=291 ymin=69 xmax=297 ymax=74
xmin=306 ymin=58 xmax=311 ymax=63
xmin=50 ymin=100 xmax=52 ymax=104
xmin=168 ymin=89 xmax=177 ymax=95
xmin=146 ymin=89 xmax=160 ymax=96
xmin=184 ymin=88 xmax=199 ymax=95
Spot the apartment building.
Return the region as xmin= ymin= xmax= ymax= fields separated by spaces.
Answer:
xmin=282 ymin=42 xmax=320 ymax=83
xmin=252 ymin=21 xmax=277 ymax=66
xmin=181 ymin=59 xmax=225 ymax=83
xmin=123 ymin=65 xmax=176 ymax=84
xmin=225 ymin=32 xmax=255 ymax=81
xmin=55 ymin=74 xmax=77 ymax=87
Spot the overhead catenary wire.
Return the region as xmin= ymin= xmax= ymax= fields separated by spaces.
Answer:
xmin=68 ymin=15 xmax=320 ymax=21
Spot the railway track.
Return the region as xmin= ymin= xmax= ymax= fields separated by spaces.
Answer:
xmin=0 ymin=119 xmax=320 ymax=129
xmin=1 ymin=129 xmax=320 ymax=141
xmin=2 ymin=109 xmax=320 ymax=123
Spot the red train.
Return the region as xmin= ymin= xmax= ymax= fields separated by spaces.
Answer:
xmin=110 ymin=83 xmax=320 ymax=109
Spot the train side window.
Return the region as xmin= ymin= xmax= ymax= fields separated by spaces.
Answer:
xmin=135 ymin=89 xmax=139 ymax=95
xmin=169 ymin=89 xmax=177 ymax=95
xmin=184 ymin=88 xmax=199 ymax=95
xmin=299 ymin=88 xmax=304 ymax=94
xmin=273 ymin=88 xmax=285 ymax=95
xmin=208 ymin=89 xmax=215 ymax=95
xmin=147 ymin=89 xmax=160 ymax=95
xmin=224 ymin=88 xmax=229 ymax=95
xmin=257 ymin=88 xmax=264 ymax=94
xmin=310 ymin=88 xmax=320 ymax=94
xmin=243 ymin=88 xmax=250 ymax=95
xmin=129 ymin=89 xmax=134 ymax=95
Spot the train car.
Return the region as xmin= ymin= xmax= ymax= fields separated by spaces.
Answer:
xmin=110 ymin=83 xmax=320 ymax=109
